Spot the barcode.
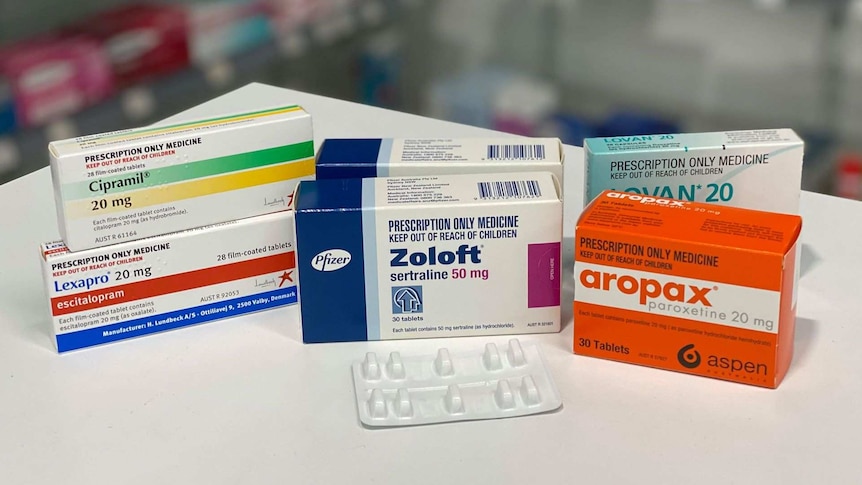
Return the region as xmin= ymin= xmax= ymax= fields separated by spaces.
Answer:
xmin=477 ymin=180 xmax=542 ymax=199
xmin=486 ymin=144 xmax=546 ymax=160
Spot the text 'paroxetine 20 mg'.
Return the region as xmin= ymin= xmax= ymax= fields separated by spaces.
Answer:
xmin=585 ymin=129 xmax=803 ymax=214
xmin=40 ymin=211 xmax=297 ymax=352
xmin=295 ymin=172 xmax=563 ymax=343
xmin=574 ymin=190 xmax=802 ymax=388
xmin=49 ymin=104 xmax=313 ymax=251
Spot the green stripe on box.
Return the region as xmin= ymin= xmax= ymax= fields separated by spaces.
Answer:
xmin=65 ymin=140 xmax=314 ymax=200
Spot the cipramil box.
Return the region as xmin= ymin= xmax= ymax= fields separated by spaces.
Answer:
xmin=41 ymin=211 xmax=297 ymax=353
xmin=49 ymin=104 xmax=313 ymax=251
xmin=584 ymin=129 xmax=803 ymax=214
xmin=574 ymin=190 xmax=802 ymax=388
xmin=295 ymin=171 xmax=563 ymax=343
xmin=315 ymin=137 xmax=563 ymax=185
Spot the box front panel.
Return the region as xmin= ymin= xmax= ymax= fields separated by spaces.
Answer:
xmin=52 ymin=108 xmax=313 ymax=250
xmin=586 ymin=131 xmax=803 ymax=214
xmin=43 ymin=213 xmax=296 ymax=352
xmin=573 ymin=228 xmax=785 ymax=388
xmin=369 ymin=203 xmax=561 ymax=340
xmin=296 ymin=173 xmax=563 ymax=342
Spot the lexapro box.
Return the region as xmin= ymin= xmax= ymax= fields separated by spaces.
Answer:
xmin=585 ymin=129 xmax=804 ymax=214
xmin=295 ymin=172 xmax=563 ymax=343
xmin=49 ymin=104 xmax=313 ymax=251
xmin=315 ymin=138 xmax=563 ymax=185
xmin=574 ymin=191 xmax=802 ymax=388
xmin=41 ymin=211 xmax=297 ymax=352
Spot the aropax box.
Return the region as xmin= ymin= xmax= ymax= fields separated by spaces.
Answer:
xmin=574 ymin=190 xmax=802 ymax=388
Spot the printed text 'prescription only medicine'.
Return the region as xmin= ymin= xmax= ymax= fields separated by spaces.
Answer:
xmin=294 ymin=172 xmax=563 ymax=343
xmin=574 ymin=191 xmax=802 ymax=388
xmin=49 ymin=104 xmax=313 ymax=251
xmin=41 ymin=211 xmax=297 ymax=352
xmin=584 ymin=129 xmax=803 ymax=214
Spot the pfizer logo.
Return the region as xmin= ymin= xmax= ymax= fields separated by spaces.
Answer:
xmin=311 ymin=249 xmax=352 ymax=272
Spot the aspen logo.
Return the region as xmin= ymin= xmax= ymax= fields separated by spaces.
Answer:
xmin=678 ymin=344 xmax=768 ymax=375
xmin=606 ymin=192 xmax=686 ymax=207
xmin=311 ymin=249 xmax=352 ymax=272
xmin=677 ymin=344 xmax=701 ymax=369
xmin=707 ymin=354 xmax=768 ymax=376
xmin=579 ymin=269 xmax=714 ymax=306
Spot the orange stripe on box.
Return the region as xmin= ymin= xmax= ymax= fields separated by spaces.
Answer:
xmin=51 ymin=252 xmax=296 ymax=316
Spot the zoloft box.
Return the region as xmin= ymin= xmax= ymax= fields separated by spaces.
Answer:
xmin=295 ymin=172 xmax=563 ymax=343
xmin=315 ymin=137 xmax=563 ymax=186
xmin=41 ymin=211 xmax=297 ymax=352
xmin=574 ymin=191 xmax=802 ymax=388
xmin=49 ymin=104 xmax=313 ymax=251
xmin=585 ymin=129 xmax=804 ymax=214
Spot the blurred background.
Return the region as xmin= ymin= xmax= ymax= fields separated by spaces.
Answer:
xmin=1 ymin=0 xmax=861 ymax=200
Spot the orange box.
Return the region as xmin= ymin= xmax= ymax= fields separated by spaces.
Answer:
xmin=574 ymin=190 xmax=802 ymax=388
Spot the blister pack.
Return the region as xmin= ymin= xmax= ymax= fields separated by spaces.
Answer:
xmin=352 ymin=339 xmax=562 ymax=427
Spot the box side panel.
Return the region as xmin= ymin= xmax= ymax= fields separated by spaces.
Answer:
xmin=295 ymin=185 xmax=369 ymax=343
xmin=315 ymin=138 xmax=382 ymax=179
xmin=775 ymin=239 xmax=801 ymax=387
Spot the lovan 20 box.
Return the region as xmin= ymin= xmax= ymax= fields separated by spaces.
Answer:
xmin=49 ymin=104 xmax=313 ymax=251
xmin=41 ymin=211 xmax=297 ymax=352
xmin=584 ymin=129 xmax=804 ymax=214
xmin=295 ymin=171 xmax=563 ymax=343
xmin=573 ymin=190 xmax=802 ymax=388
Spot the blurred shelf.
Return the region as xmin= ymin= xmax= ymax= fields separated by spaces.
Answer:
xmin=0 ymin=0 xmax=419 ymax=184
xmin=542 ymin=81 xmax=843 ymax=195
